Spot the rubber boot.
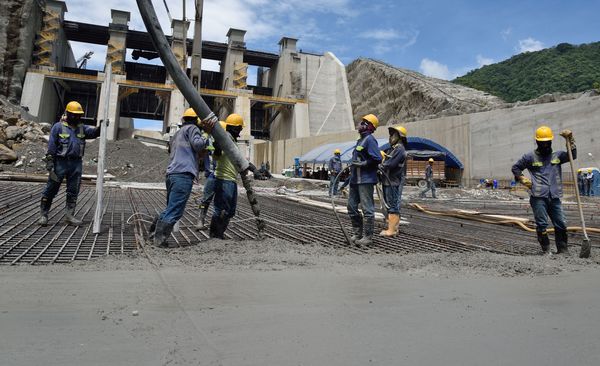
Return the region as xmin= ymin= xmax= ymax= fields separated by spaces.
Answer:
xmin=153 ymin=220 xmax=175 ymax=248
xmin=349 ymin=215 xmax=363 ymax=244
xmin=379 ymin=213 xmax=400 ymax=237
xmin=38 ymin=197 xmax=51 ymax=226
xmin=555 ymin=229 xmax=570 ymax=255
xmin=64 ymin=202 xmax=82 ymax=226
xmin=356 ymin=217 xmax=375 ymax=247
xmin=209 ymin=216 xmax=226 ymax=239
xmin=147 ymin=215 xmax=159 ymax=240
xmin=536 ymin=230 xmax=551 ymax=256
xmin=195 ymin=205 xmax=209 ymax=231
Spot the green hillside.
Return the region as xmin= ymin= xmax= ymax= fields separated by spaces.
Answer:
xmin=453 ymin=42 xmax=600 ymax=102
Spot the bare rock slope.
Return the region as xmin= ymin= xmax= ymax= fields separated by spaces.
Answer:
xmin=346 ymin=58 xmax=506 ymax=125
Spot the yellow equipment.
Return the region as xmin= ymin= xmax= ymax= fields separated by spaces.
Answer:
xmin=388 ymin=125 xmax=407 ymax=138
xmin=361 ymin=114 xmax=379 ymax=129
xmin=183 ymin=108 xmax=198 ymax=118
xmin=535 ymin=126 xmax=554 ymax=141
xmin=225 ymin=113 xmax=244 ymax=127
xmin=65 ymin=101 xmax=84 ymax=114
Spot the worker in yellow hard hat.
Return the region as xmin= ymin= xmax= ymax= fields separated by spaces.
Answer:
xmin=209 ymin=113 xmax=252 ymax=238
xmin=38 ymin=101 xmax=102 ymax=227
xmin=379 ymin=124 xmax=408 ymax=237
xmin=512 ymin=125 xmax=576 ymax=255
xmin=328 ymin=148 xmax=343 ymax=196
xmin=419 ymin=158 xmax=437 ymax=199
xmin=347 ymin=113 xmax=382 ymax=247
xmin=149 ymin=107 xmax=214 ymax=248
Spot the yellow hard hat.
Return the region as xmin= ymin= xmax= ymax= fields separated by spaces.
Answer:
xmin=65 ymin=101 xmax=84 ymax=114
xmin=225 ymin=113 xmax=244 ymax=127
xmin=428 ymin=158 xmax=434 ymax=163
xmin=219 ymin=121 xmax=227 ymax=130
xmin=334 ymin=149 xmax=341 ymax=155
xmin=388 ymin=125 xmax=407 ymax=138
xmin=535 ymin=125 xmax=554 ymax=141
xmin=361 ymin=114 xmax=379 ymax=129
xmin=183 ymin=108 xmax=198 ymax=118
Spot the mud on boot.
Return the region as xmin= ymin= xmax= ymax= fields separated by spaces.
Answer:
xmin=536 ymin=230 xmax=552 ymax=256
xmin=195 ymin=206 xmax=209 ymax=231
xmin=38 ymin=197 xmax=51 ymax=226
xmin=147 ymin=215 xmax=159 ymax=240
xmin=153 ymin=220 xmax=175 ymax=248
xmin=555 ymin=229 xmax=570 ymax=255
xmin=349 ymin=215 xmax=363 ymax=244
xmin=355 ymin=217 xmax=375 ymax=247
xmin=64 ymin=202 xmax=82 ymax=226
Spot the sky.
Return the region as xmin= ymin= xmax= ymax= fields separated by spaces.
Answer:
xmin=64 ymin=0 xmax=600 ymax=129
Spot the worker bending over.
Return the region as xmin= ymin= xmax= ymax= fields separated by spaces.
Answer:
xmin=151 ymin=108 xmax=214 ymax=247
xmin=39 ymin=101 xmax=102 ymax=226
xmin=511 ymin=125 xmax=576 ymax=255
xmin=419 ymin=158 xmax=436 ymax=198
xmin=347 ymin=114 xmax=382 ymax=247
xmin=209 ymin=114 xmax=245 ymax=239
xmin=379 ymin=125 xmax=407 ymax=237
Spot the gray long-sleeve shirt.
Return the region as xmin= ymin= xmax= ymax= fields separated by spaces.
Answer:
xmin=166 ymin=123 xmax=209 ymax=177
xmin=511 ymin=148 xmax=576 ymax=198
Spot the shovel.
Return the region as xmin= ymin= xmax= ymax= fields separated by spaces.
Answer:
xmin=564 ymin=135 xmax=591 ymax=258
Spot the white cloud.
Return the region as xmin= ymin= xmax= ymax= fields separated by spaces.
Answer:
xmin=419 ymin=58 xmax=451 ymax=80
xmin=501 ymin=27 xmax=512 ymax=40
xmin=373 ymin=43 xmax=392 ymax=55
xmin=476 ymin=54 xmax=494 ymax=67
xmin=359 ymin=29 xmax=401 ymax=41
xmin=517 ymin=37 xmax=544 ymax=53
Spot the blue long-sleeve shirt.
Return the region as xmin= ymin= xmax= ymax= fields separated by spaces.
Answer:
xmin=381 ymin=144 xmax=406 ymax=186
xmin=350 ymin=132 xmax=381 ymax=185
xmin=511 ymin=148 xmax=576 ymax=198
xmin=328 ymin=155 xmax=342 ymax=173
xmin=166 ymin=123 xmax=209 ymax=177
xmin=47 ymin=122 xmax=100 ymax=158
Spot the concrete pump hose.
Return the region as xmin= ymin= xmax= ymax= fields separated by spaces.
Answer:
xmin=410 ymin=203 xmax=600 ymax=234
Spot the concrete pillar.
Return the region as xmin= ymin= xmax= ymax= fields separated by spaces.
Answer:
xmin=292 ymin=103 xmax=310 ymax=138
xmin=221 ymin=29 xmax=247 ymax=90
xmin=166 ymin=20 xmax=189 ymax=131
xmin=97 ymin=72 xmax=125 ymax=141
xmin=20 ymin=72 xmax=59 ymax=123
xmin=166 ymin=89 xmax=186 ymax=132
xmin=233 ymin=93 xmax=252 ymax=138
xmin=270 ymin=37 xmax=301 ymax=98
xmin=106 ymin=10 xmax=130 ymax=75
xmin=32 ymin=0 xmax=67 ymax=69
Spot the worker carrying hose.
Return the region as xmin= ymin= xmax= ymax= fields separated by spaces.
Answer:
xmin=347 ymin=114 xmax=382 ymax=247
xmin=511 ymin=125 xmax=576 ymax=255
xmin=38 ymin=101 xmax=102 ymax=227
xmin=210 ymin=114 xmax=262 ymax=238
xmin=379 ymin=125 xmax=408 ymax=237
xmin=150 ymin=108 xmax=215 ymax=247
xmin=328 ymin=148 xmax=343 ymax=196
xmin=195 ymin=121 xmax=224 ymax=230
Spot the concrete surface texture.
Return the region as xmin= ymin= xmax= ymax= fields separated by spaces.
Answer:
xmin=2 ymin=259 xmax=600 ymax=366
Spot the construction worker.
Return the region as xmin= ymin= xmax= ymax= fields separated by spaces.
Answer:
xmin=209 ymin=113 xmax=244 ymax=239
xmin=347 ymin=114 xmax=382 ymax=247
xmin=511 ymin=126 xmax=576 ymax=255
xmin=151 ymin=108 xmax=214 ymax=247
xmin=419 ymin=158 xmax=437 ymax=198
xmin=328 ymin=148 xmax=343 ymax=196
xmin=195 ymin=121 xmax=225 ymax=230
xmin=379 ymin=125 xmax=408 ymax=237
xmin=38 ymin=101 xmax=102 ymax=226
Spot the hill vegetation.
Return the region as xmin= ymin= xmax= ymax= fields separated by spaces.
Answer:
xmin=453 ymin=42 xmax=600 ymax=102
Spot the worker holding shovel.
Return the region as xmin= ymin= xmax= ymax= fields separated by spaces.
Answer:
xmin=511 ymin=125 xmax=576 ymax=255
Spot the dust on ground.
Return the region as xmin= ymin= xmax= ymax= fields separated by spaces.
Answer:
xmin=5 ymin=237 xmax=600 ymax=278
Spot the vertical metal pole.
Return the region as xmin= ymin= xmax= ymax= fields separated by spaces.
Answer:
xmin=190 ymin=0 xmax=203 ymax=91
xmin=93 ymin=64 xmax=112 ymax=234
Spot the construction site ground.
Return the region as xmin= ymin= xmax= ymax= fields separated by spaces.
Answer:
xmin=2 ymin=179 xmax=600 ymax=365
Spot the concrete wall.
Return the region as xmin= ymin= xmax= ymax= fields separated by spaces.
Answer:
xmin=260 ymin=95 xmax=600 ymax=182
xmin=20 ymin=72 xmax=60 ymax=123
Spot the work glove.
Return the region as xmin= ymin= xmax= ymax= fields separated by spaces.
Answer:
xmin=44 ymin=154 xmax=54 ymax=172
xmin=351 ymin=160 xmax=367 ymax=168
xmin=559 ymin=129 xmax=576 ymax=147
xmin=198 ymin=116 xmax=217 ymax=133
xmin=518 ymin=176 xmax=533 ymax=189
